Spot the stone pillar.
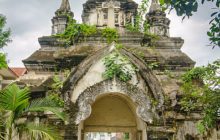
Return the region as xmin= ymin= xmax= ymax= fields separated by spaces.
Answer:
xmin=52 ymin=16 xmax=69 ymax=35
xmin=130 ymin=131 xmax=137 ymax=140
xmin=64 ymin=102 xmax=79 ymax=140
xmin=108 ymin=6 xmax=115 ymax=28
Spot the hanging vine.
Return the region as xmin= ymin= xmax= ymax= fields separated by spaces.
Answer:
xmin=126 ymin=0 xmax=150 ymax=33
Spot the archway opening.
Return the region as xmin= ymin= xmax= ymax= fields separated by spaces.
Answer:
xmin=80 ymin=94 xmax=145 ymax=140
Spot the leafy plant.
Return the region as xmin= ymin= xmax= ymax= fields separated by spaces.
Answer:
xmin=124 ymin=132 xmax=129 ymax=140
xmin=147 ymin=62 xmax=159 ymax=69
xmin=47 ymin=75 xmax=65 ymax=107
xmin=101 ymin=27 xmax=119 ymax=44
xmin=0 ymin=83 xmax=65 ymax=140
xmin=0 ymin=14 xmax=11 ymax=69
xmin=180 ymin=59 xmax=220 ymax=133
xmin=0 ymin=53 xmax=7 ymax=69
xmin=0 ymin=14 xmax=10 ymax=49
xmin=126 ymin=0 xmax=150 ymax=32
xmin=207 ymin=11 xmax=220 ymax=48
xmin=103 ymin=50 xmax=136 ymax=82
xmin=125 ymin=23 xmax=140 ymax=32
xmin=142 ymin=32 xmax=160 ymax=47
xmin=55 ymin=16 xmax=97 ymax=47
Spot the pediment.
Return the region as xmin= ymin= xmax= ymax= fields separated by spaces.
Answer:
xmin=63 ymin=44 xmax=165 ymax=109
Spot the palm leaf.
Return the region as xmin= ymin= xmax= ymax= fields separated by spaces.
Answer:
xmin=25 ymin=97 xmax=66 ymax=121
xmin=0 ymin=83 xmax=30 ymax=116
xmin=21 ymin=123 xmax=61 ymax=140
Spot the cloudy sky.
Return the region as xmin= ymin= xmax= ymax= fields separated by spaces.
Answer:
xmin=0 ymin=0 xmax=219 ymax=67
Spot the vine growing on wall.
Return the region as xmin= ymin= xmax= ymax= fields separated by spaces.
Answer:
xmin=54 ymin=16 xmax=97 ymax=47
xmin=125 ymin=0 xmax=160 ymax=47
xmin=102 ymin=45 xmax=137 ymax=82
xmin=47 ymin=75 xmax=65 ymax=107
xmin=126 ymin=0 xmax=150 ymax=33
xmin=46 ymin=70 xmax=70 ymax=107
xmin=180 ymin=59 xmax=220 ymax=133
xmin=54 ymin=15 xmax=120 ymax=46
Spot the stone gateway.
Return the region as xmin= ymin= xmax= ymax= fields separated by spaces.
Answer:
xmin=18 ymin=0 xmax=220 ymax=140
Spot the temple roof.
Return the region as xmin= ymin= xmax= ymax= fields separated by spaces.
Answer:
xmin=23 ymin=50 xmax=56 ymax=62
xmin=10 ymin=68 xmax=27 ymax=77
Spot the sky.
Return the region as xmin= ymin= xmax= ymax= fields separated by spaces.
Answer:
xmin=0 ymin=0 xmax=219 ymax=67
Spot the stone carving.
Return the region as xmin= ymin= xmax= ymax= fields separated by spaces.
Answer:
xmin=52 ymin=0 xmax=73 ymax=35
xmin=75 ymin=78 xmax=157 ymax=124
xmin=103 ymin=0 xmax=120 ymax=8
xmin=145 ymin=0 xmax=170 ymax=36
xmin=82 ymin=0 xmax=137 ymax=27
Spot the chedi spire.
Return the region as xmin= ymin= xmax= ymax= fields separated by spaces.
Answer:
xmin=52 ymin=0 xmax=74 ymax=35
xmin=145 ymin=0 xmax=170 ymax=37
xmin=55 ymin=0 xmax=73 ymax=16
xmin=149 ymin=0 xmax=162 ymax=13
xmin=58 ymin=0 xmax=71 ymax=13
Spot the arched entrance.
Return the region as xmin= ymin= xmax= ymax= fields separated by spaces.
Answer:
xmin=79 ymin=94 xmax=146 ymax=140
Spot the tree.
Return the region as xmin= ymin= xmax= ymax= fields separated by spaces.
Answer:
xmin=0 ymin=83 xmax=66 ymax=140
xmin=158 ymin=0 xmax=220 ymax=48
xmin=0 ymin=14 xmax=11 ymax=69
xmin=180 ymin=59 xmax=220 ymax=133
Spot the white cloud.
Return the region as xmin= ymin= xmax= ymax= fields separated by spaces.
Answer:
xmin=167 ymin=10 xmax=220 ymax=66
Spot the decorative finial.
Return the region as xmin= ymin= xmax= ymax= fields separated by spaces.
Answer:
xmin=52 ymin=0 xmax=73 ymax=35
xmin=55 ymin=0 xmax=73 ymax=17
xmin=59 ymin=0 xmax=71 ymax=12
xmin=149 ymin=0 xmax=161 ymax=13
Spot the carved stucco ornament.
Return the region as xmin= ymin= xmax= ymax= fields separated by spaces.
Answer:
xmin=75 ymin=78 xmax=158 ymax=124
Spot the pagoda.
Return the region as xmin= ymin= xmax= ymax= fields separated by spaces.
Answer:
xmin=18 ymin=0 xmax=220 ymax=139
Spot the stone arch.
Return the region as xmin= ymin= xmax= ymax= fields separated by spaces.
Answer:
xmin=63 ymin=46 xmax=165 ymax=110
xmin=84 ymin=94 xmax=138 ymax=131
xmin=75 ymin=78 xmax=157 ymax=124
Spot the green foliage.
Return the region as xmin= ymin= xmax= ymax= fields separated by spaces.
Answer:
xmin=0 ymin=83 xmax=65 ymax=140
xmin=126 ymin=0 xmax=150 ymax=32
xmin=115 ymin=43 xmax=124 ymax=50
xmin=158 ymin=0 xmax=220 ymax=48
xmin=0 ymin=53 xmax=7 ymax=69
xmin=182 ymin=67 xmax=207 ymax=82
xmin=124 ymin=133 xmax=130 ymax=140
xmin=125 ymin=23 xmax=140 ymax=32
xmin=180 ymin=59 xmax=220 ymax=133
xmin=147 ymin=62 xmax=159 ymax=69
xmin=47 ymin=75 xmax=65 ymax=107
xmin=141 ymin=32 xmax=160 ymax=47
xmin=55 ymin=16 xmax=97 ymax=47
xmin=126 ymin=0 xmax=160 ymax=46
xmin=180 ymin=82 xmax=202 ymax=112
xmin=79 ymin=23 xmax=97 ymax=37
xmin=26 ymin=97 xmax=66 ymax=121
xmin=55 ymin=16 xmax=121 ymax=46
xmin=207 ymin=12 xmax=220 ymax=47
xmin=143 ymin=21 xmax=151 ymax=34
xmin=103 ymin=50 xmax=136 ymax=82
xmin=22 ymin=123 xmax=61 ymax=140
xmin=101 ymin=27 xmax=119 ymax=44
xmin=0 ymin=14 xmax=11 ymax=49
xmin=0 ymin=14 xmax=11 ymax=69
